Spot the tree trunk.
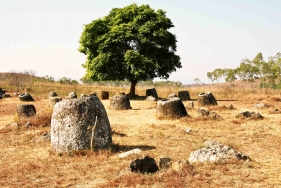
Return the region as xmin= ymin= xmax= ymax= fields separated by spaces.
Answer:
xmin=129 ymin=80 xmax=137 ymax=98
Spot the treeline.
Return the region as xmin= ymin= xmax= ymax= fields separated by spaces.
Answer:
xmin=207 ymin=52 xmax=281 ymax=88
xmin=80 ymin=77 xmax=183 ymax=87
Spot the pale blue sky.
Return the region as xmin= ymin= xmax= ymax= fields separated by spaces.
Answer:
xmin=1 ymin=0 xmax=280 ymax=84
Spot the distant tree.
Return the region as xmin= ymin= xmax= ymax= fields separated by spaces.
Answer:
xmin=78 ymin=3 xmax=181 ymax=97
xmin=194 ymin=78 xmax=201 ymax=84
xmin=58 ymin=77 xmax=78 ymax=85
xmin=224 ymin=68 xmax=237 ymax=84
xmin=207 ymin=72 xmax=215 ymax=84
xmin=5 ymin=70 xmax=36 ymax=91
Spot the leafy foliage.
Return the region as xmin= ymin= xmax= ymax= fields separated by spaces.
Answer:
xmin=78 ymin=3 xmax=181 ymax=96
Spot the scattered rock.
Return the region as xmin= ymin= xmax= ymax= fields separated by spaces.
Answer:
xmin=198 ymin=107 xmax=209 ymax=116
xmin=48 ymin=91 xmax=58 ymax=97
xmin=238 ymin=111 xmax=263 ymax=119
xmin=49 ymin=97 xmax=62 ymax=108
xmin=109 ymin=94 xmax=132 ymax=110
xmin=19 ymin=92 xmax=34 ymax=101
xmin=159 ymin=157 xmax=172 ymax=169
xmin=252 ymin=103 xmax=270 ymax=108
xmin=11 ymin=123 xmax=19 ymax=129
xmin=178 ymin=91 xmax=191 ymax=101
xmin=197 ymin=92 xmax=217 ymax=106
xmin=51 ymin=96 xmax=112 ymax=152
xmin=156 ymin=97 xmax=188 ymax=119
xmin=146 ymin=95 xmax=157 ymax=102
xmin=184 ymin=128 xmax=192 ymax=133
xmin=68 ymin=91 xmax=77 ymax=99
xmin=80 ymin=94 xmax=88 ymax=98
xmin=2 ymin=94 xmax=11 ymax=98
xmin=188 ymin=140 xmax=251 ymax=163
xmin=130 ymin=156 xmax=159 ymax=173
xmin=16 ymin=104 xmax=36 ymax=118
xmin=14 ymin=92 xmax=19 ymax=96
xmin=118 ymin=148 xmax=141 ymax=158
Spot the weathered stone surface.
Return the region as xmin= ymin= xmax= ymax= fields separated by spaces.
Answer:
xmin=156 ymin=97 xmax=188 ymax=119
xmin=109 ymin=94 xmax=131 ymax=110
xmin=188 ymin=140 xmax=250 ymax=163
xmin=50 ymin=96 xmax=112 ymax=152
xmin=146 ymin=88 xmax=158 ymax=99
xmin=49 ymin=97 xmax=62 ymax=108
xmin=197 ymin=92 xmax=217 ymax=106
xmin=48 ymin=91 xmax=58 ymax=97
xmin=2 ymin=94 xmax=11 ymax=98
xmin=118 ymin=148 xmax=141 ymax=158
xmin=68 ymin=92 xmax=77 ymax=99
xmin=198 ymin=107 xmax=209 ymax=116
xmin=159 ymin=157 xmax=172 ymax=169
xmin=19 ymin=92 xmax=34 ymax=101
xmin=98 ymin=91 xmax=109 ymax=100
xmin=178 ymin=91 xmax=191 ymax=100
xmin=130 ymin=156 xmax=159 ymax=173
xmin=146 ymin=95 xmax=157 ymax=102
xmin=16 ymin=104 xmax=36 ymax=118
xmin=252 ymin=103 xmax=270 ymax=108
xmin=238 ymin=111 xmax=263 ymax=119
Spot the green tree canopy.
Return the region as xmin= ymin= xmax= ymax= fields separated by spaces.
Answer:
xmin=78 ymin=3 xmax=181 ymax=97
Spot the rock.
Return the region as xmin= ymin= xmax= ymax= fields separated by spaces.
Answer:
xmin=238 ymin=111 xmax=263 ymax=119
xmin=159 ymin=157 xmax=172 ymax=169
xmin=197 ymin=92 xmax=217 ymax=106
xmin=156 ymin=97 xmax=188 ymax=119
xmin=178 ymin=91 xmax=191 ymax=101
xmin=186 ymin=101 xmax=194 ymax=109
xmin=118 ymin=148 xmax=141 ymax=158
xmin=185 ymin=128 xmax=192 ymax=133
xmin=130 ymin=156 xmax=159 ymax=173
xmin=188 ymin=141 xmax=250 ymax=163
xmin=252 ymin=103 xmax=270 ymax=108
xmin=2 ymin=94 xmax=11 ymax=98
xmin=80 ymin=94 xmax=88 ymax=98
xmin=146 ymin=88 xmax=158 ymax=99
xmin=50 ymin=96 xmax=112 ymax=152
xmin=146 ymin=95 xmax=157 ymax=102
xmin=98 ymin=91 xmax=109 ymax=100
xmin=209 ymin=111 xmax=220 ymax=119
xmin=19 ymin=92 xmax=34 ymax=101
xmin=16 ymin=104 xmax=36 ymax=118
xmin=49 ymin=97 xmax=62 ymax=108
xmin=48 ymin=91 xmax=58 ymax=97
xmin=109 ymin=94 xmax=131 ymax=110
xmin=11 ymin=123 xmax=19 ymax=129
xmin=89 ymin=93 xmax=97 ymax=97
xmin=14 ymin=92 xmax=19 ymax=96
xmin=68 ymin=92 xmax=77 ymax=99
xmin=168 ymin=93 xmax=177 ymax=98
xmin=198 ymin=107 xmax=209 ymax=116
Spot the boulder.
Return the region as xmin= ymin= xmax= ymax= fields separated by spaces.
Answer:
xmin=159 ymin=157 xmax=172 ymax=169
xmin=188 ymin=140 xmax=250 ymax=163
xmin=130 ymin=156 xmax=159 ymax=173
xmin=48 ymin=91 xmax=58 ymax=97
xmin=156 ymin=97 xmax=188 ymax=119
xmin=198 ymin=107 xmax=209 ymax=116
xmin=178 ymin=91 xmax=191 ymax=100
xmin=50 ymin=96 xmax=112 ymax=152
xmin=186 ymin=101 xmax=194 ymax=109
xmin=109 ymin=94 xmax=131 ymax=110
xmin=146 ymin=95 xmax=157 ymax=102
xmin=146 ymin=88 xmax=158 ymax=99
xmin=49 ymin=97 xmax=62 ymax=108
xmin=16 ymin=104 xmax=36 ymax=118
xmin=19 ymin=92 xmax=34 ymax=101
xmin=238 ymin=111 xmax=263 ymax=119
xmin=197 ymin=92 xmax=217 ymax=106
xmin=98 ymin=91 xmax=109 ymax=100
xmin=2 ymin=94 xmax=11 ymax=98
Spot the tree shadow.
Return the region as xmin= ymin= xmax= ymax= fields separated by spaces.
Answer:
xmin=111 ymin=143 xmax=156 ymax=153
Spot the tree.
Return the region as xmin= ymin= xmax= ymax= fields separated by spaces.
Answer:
xmin=194 ymin=78 xmax=201 ymax=84
xmin=78 ymin=3 xmax=181 ymax=97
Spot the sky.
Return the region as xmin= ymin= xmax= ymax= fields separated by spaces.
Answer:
xmin=1 ymin=0 xmax=281 ymax=84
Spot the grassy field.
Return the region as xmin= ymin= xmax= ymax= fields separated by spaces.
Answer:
xmin=1 ymin=81 xmax=281 ymax=187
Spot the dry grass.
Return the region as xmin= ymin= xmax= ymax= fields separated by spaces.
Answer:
xmin=1 ymin=81 xmax=281 ymax=187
